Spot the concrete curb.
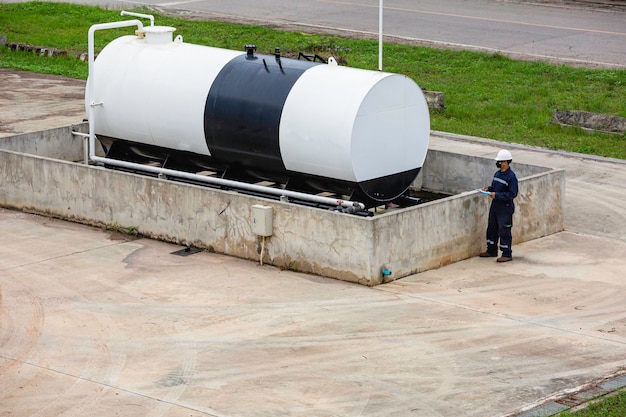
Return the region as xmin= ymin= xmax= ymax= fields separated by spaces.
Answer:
xmin=430 ymin=130 xmax=626 ymax=166
xmin=507 ymin=372 xmax=626 ymax=416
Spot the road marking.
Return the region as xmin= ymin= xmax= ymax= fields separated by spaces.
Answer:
xmin=318 ymin=0 xmax=626 ymax=37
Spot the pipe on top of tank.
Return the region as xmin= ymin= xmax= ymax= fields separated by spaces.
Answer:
xmin=120 ymin=10 xmax=154 ymax=26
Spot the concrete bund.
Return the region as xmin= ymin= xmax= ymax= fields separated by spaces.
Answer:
xmin=0 ymin=124 xmax=564 ymax=285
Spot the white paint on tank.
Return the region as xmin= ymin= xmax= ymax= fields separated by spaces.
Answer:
xmin=87 ymin=33 xmax=243 ymax=156
xmin=279 ymin=65 xmax=429 ymax=182
xmin=353 ymin=74 xmax=429 ymax=182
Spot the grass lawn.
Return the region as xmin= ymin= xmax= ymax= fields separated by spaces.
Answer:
xmin=1 ymin=2 xmax=624 ymax=159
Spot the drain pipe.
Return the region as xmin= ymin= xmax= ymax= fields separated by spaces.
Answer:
xmin=84 ymin=19 xmax=365 ymax=213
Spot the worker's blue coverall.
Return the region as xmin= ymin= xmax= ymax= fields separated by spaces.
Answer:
xmin=485 ymin=167 xmax=518 ymax=258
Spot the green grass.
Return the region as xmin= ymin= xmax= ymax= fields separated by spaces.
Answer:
xmin=557 ymin=390 xmax=626 ymax=416
xmin=0 ymin=2 xmax=624 ymax=159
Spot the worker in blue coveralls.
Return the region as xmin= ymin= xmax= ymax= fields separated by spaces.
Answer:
xmin=479 ymin=149 xmax=518 ymax=262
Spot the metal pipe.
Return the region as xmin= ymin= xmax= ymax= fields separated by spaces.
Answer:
xmin=87 ymin=19 xmax=144 ymax=173
xmin=74 ymin=135 xmax=363 ymax=210
xmin=91 ymin=150 xmax=363 ymax=210
xmin=120 ymin=11 xmax=154 ymax=26
xmin=87 ymin=19 xmax=144 ymax=170
xmin=84 ymin=19 xmax=365 ymax=212
xmin=74 ymin=131 xmax=364 ymax=210
xmin=83 ymin=136 xmax=88 ymax=164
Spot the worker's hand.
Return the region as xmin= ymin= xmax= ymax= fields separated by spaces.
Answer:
xmin=490 ymin=192 xmax=495 ymax=199
xmin=480 ymin=186 xmax=488 ymax=191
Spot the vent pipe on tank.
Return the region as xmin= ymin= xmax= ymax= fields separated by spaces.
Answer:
xmin=120 ymin=10 xmax=154 ymax=26
xmin=245 ymin=44 xmax=257 ymax=58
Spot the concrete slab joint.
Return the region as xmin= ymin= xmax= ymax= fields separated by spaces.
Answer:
xmin=0 ymin=124 xmax=565 ymax=285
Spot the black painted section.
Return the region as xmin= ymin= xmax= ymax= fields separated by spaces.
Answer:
xmin=204 ymin=54 xmax=320 ymax=174
xmin=358 ymin=167 xmax=422 ymax=202
xmin=103 ymin=137 xmax=229 ymax=178
xmin=283 ymin=166 xmax=421 ymax=204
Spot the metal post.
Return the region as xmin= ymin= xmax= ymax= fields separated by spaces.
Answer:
xmin=379 ymin=0 xmax=383 ymax=71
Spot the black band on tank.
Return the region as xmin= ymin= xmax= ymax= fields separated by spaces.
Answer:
xmin=204 ymin=54 xmax=320 ymax=174
xmin=357 ymin=167 xmax=422 ymax=202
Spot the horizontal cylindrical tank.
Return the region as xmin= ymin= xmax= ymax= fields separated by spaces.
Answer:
xmin=87 ymin=25 xmax=430 ymax=203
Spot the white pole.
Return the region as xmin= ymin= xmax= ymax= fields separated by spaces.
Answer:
xmin=378 ymin=0 xmax=383 ymax=71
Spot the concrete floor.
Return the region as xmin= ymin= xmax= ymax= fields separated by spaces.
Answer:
xmin=1 ymin=70 xmax=626 ymax=416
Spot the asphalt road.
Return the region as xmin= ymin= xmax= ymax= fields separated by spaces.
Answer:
xmin=5 ymin=0 xmax=625 ymax=68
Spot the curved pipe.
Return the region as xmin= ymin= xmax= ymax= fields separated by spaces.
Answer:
xmin=87 ymin=19 xmax=144 ymax=158
xmin=120 ymin=11 xmax=154 ymax=26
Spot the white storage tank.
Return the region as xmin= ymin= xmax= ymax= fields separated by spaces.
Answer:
xmin=87 ymin=25 xmax=430 ymax=204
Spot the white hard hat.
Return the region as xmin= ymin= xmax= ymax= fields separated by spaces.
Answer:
xmin=495 ymin=149 xmax=513 ymax=161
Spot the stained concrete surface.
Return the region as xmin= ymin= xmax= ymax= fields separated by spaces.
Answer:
xmin=1 ymin=70 xmax=626 ymax=416
xmin=0 ymin=70 xmax=86 ymax=137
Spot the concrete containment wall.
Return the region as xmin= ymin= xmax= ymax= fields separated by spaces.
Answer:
xmin=420 ymin=150 xmax=549 ymax=195
xmin=0 ymin=127 xmax=565 ymax=286
xmin=0 ymin=124 xmax=90 ymax=162
xmin=380 ymin=167 xmax=565 ymax=282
